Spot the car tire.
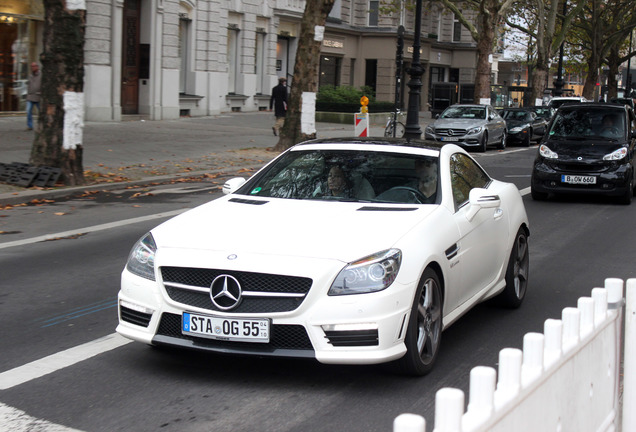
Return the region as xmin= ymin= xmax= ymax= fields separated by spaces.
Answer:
xmin=394 ymin=268 xmax=443 ymax=376
xmin=499 ymin=227 xmax=529 ymax=309
xmin=531 ymin=186 xmax=548 ymax=201
xmin=479 ymin=131 xmax=488 ymax=152
xmin=524 ymin=129 xmax=532 ymax=147
xmin=497 ymin=130 xmax=507 ymax=150
xmin=618 ymin=173 xmax=633 ymax=205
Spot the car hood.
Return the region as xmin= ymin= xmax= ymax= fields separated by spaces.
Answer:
xmin=151 ymin=196 xmax=437 ymax=263
xmin=432 ymin=118 xmax=487 ymax=128
xmin=505 ymin=119 xmax=529 ymax=128
xmin=544 ymin=139 xmax=627 ymax=160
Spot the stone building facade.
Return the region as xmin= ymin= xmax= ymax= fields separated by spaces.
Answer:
xmin=0 ymin=0 xmax=479 ymax=121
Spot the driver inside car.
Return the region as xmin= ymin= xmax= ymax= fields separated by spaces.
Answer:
xmin=599 ymin=114 xmax=621 ymax=138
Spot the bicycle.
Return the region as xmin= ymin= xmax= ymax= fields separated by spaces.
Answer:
xmin=384 ymin=109 xmax=406 ymax=138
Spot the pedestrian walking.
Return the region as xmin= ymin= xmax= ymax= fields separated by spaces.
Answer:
xmin=269 ymin=77 xmax=287 ymax=136
xmin=26 ymin=62 xmax=41 ymax=131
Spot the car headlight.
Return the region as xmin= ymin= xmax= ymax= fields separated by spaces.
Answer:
xmin=126 ymin=233 xmax=157 ymax=280
xmin=466 ymin=126 xmax=483 ymax=135
xmin=328 ymin=249 xmax=402 ymax=296
xmin=539 ymin=144 xmax=558 ymax=159
xmin=603 ymin=147 xmax=627 ymax=161
xmin=425 ymin=126 xmax=434 ymax=134
xmin=510 ymin=126 xmax=526 ymax=133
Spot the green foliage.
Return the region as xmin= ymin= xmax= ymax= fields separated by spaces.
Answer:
xmin=317 ymin=85 xmax=376 ymax=104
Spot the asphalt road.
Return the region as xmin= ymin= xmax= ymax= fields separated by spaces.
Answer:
xmin=1 ymin=144 xmax=635 ymax=432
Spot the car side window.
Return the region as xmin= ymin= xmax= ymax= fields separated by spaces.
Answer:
xmin=450 ymin=153 xmax=491 ymax=210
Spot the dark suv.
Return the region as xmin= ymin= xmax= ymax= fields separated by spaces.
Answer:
xmin=530 ymin=103 xmax=636 ymax=204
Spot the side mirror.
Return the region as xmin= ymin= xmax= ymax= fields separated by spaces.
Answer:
xmin=465 ymin=188 xmax=501 ymax=222
xmin=435 ymin=114 xmax=440 ymax=119
xmin=222 ymin=177 xmax=247 ymax=195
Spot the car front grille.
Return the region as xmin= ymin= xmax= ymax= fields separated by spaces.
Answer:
xmin=120 ymin=305 xmax=152 ymax=327
xmin=550 ymin=162 xmax=607 ymax=173
xmin=156 ymin=312 xmax=314 ymax=351
xmin=160 ymin=267 xmax=312 ymax=313
xmin=324 ymin=330 xmax=379 ymax=347
xmin=435 ymin=128 xmax=467 ymax=137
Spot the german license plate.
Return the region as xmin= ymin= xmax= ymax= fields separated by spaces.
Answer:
xmin=441 ymin=137 xmax=458 ymax=142
xmin=182 ymin=312 xmax=270 ymax=343
xmin=561 ymin=175 xmax=596 ymax=184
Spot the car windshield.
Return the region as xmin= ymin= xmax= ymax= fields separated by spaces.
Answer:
xmin=503 ymin=110 xmax=531 ymax=121
xmin=548 ymin=108 xmax=626 ymax=140
xmin=549 ymin=99 xmax=582 ymax=109
xmin=236 ymin=149 xmax=440 ymax=204
xmin=533 ymin=108 xmax=551 ymax=119
xmin=441 ymin=106 xmax=486 ymax=119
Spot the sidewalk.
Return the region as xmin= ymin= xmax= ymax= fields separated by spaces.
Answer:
xmin=0 ymin=111 xmax=432 ymax=205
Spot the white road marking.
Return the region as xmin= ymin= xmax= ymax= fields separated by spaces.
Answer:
xmin=0 ymin=333 xmax=132 ymax=390
xmin=520 ymin=187 xmax=530 ymax=196
xmin=0 ymin=209 xmax=188 ymax=250
xmin=0 ymin=402 xmax=84 ymax=432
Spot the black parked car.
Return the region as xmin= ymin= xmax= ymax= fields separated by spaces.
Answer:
xmin=502 ymin=108 xmax=548 ymax=146
xmin=531 ymin=103 xmax=636 ymax=204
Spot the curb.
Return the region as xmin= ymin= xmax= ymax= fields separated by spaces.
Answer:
xmin=0 ymin=163 xmax=267 ymax=206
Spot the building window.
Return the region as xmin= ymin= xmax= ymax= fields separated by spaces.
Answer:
xmin=255 ymin=30 xmax=266 ymax=94
xmin=178 ymin=4 xmax=192 ymax=94
xmin=329 ymin=0 xmax=342 ymax=20
xmin=227 ymin=27 xmax=240 ymax=94
xmin=365 ymin=59 xmax=377 ymax=93
xmin=319 ymin=56 xmax=341 ymax=87
xmin=453 ymin=14 xmax=461 ymax=42
xmin=430 ymin=66 xmax=445 ymax=83
xmin=369 ymin=0 xmax=379 ymax=26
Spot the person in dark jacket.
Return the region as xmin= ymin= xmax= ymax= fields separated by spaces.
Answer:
xmin=269 ymin=77 xmax=288 ymax=136
xmin=26 ymin=62 xmax=42 ymax=131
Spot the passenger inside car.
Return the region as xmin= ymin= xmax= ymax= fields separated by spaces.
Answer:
xmin=326 ymin=165 xmax=353 ymax=198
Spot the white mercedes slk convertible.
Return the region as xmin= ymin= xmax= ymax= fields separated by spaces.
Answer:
xmin=117 ymin=138 xmax=529 ymax=375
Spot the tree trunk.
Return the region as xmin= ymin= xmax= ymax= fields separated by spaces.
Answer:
xmin=582 ymin=57 xmax=600 ymax=101
xmin=30 ymin=0 xmax=86 ymax=186
xmin=473 ymin=9 xmax=496 ymax=103
xmin=531 ymin=67 xmax=548 ymax=104
xmin=606 ymin=47 xmax=621 ymax=99
xmin=273 ymin=0 xmax=335 ymax=153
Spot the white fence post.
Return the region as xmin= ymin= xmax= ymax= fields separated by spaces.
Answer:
xmin=543 ymin=318 xmax=562 ymax=369
xmin=591 ymin=288 xmax=608 ymax=327
xmin=577 ymin=297 xmax=594 ymax=339
xmin=561 ymin=307 xmax=580 ymax=353
xmin=493 ymin=348 xmax=522 ymax=410
xmin=624 ymin=279 xmax=636 ymax=432
xmin=521 ymin=333 xmax=544 ymax=388
xmin=394 ymin=413 xmax=425 ymax=432
xmin=433 ymin=388 xmax=464 ymax=432
xmin=462 ymin=366 xmax=496 ymax=432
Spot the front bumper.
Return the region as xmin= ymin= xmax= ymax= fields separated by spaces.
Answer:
xmin=506 ymin=130 xmax=530 ymax=144
xmin=117 ymin=263 xmax=415 ymax=365
xmin=531 ymin=160 xmax=632 ymax=197
xmin=424 ymin=131 xmax=483 ymax=148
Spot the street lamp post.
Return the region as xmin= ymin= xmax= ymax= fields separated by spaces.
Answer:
xmin=626 ymin=30 xmax=633 ymax=96
xmin=404 ymin=0 xmax=424 ymax=139
xmin=553 ymin=0 xmax=567 ymax=97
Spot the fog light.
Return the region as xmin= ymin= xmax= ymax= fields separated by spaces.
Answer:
xmin=322 ymin=323 xmax=378 ymax=332
xmin=120 ymin=300 xmax=154 ymax=315
xmin=550 ymin=181 xmax=556 ymax=187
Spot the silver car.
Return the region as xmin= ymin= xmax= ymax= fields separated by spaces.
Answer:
xmin=425 ymin=104 xmax=507 ymax=152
